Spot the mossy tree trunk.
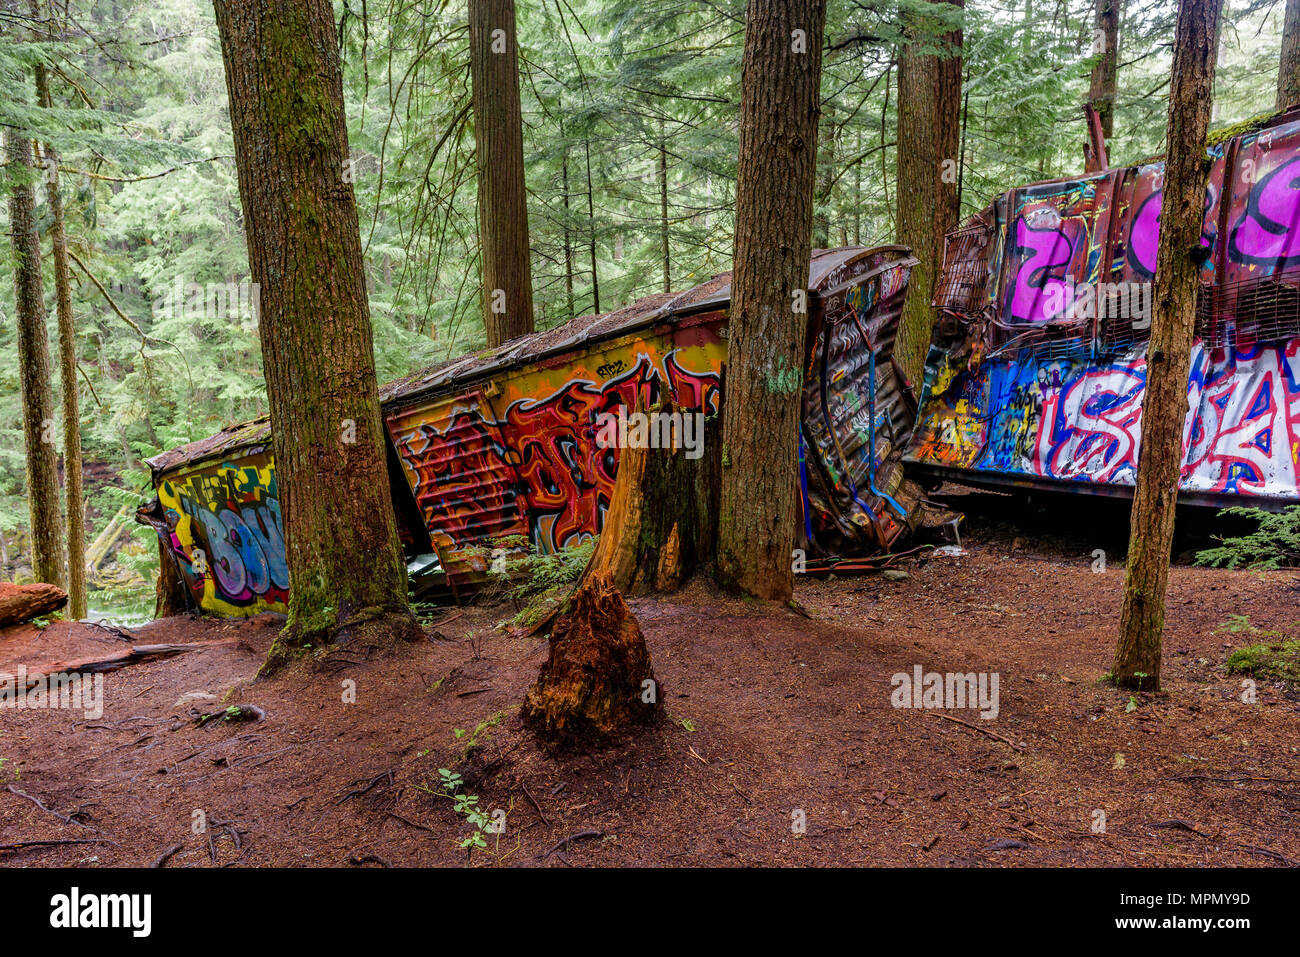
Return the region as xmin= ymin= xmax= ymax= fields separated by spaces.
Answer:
xmin=35 ymin=62 xmax=87 ymax=619
xmin=5 ymin=122 xmax=64 ymax=589
xmin=212 ymin=0 xmax=417 ymax=659
xmin=1280 ymin=0 xmax=1300 ymax=110
xmin=891 ymin=8 xmax=940 ymax=389
xmin=469 ymin=0 xmax=534 ymax=346
xmin=1089 ymin=0 xmax=1121 ymax=143
xmin=715 ymin=0 xmax=826 ymax=603
xmin=1114 ymin=0 xmax=1223 ymax=692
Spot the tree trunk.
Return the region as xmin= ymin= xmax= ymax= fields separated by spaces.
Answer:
xmin=585 ymin=137 xmax=600 ymax=313
xmin=469 ymin=0 xmax=534 ymax=346
xmin=1114 ymin=0 xmax=1223 ymax=692
xmin=522 ymin=570 xmax=660 ymax=747
xmin=891 ymin=12 xmax=941 ymax=389
xmin=5 ymin=123 xmax=63 ymax=589
xmin=212 ymin=0 xmax=417 ymax=662
xmin=1280 ymin=0 xmax=1300 ymax=110
xmin=715 ymin=0 xmax=827 ymax=602
xmin=34 ymin=65 xmax=87 ymax=620
xmin=659 ymin=121 xmax=671 ymax=294
xmin=1089 ymin=0 xmax=1121 ymax=143
xmin=935 ymin=1 xmax=965 ymax=275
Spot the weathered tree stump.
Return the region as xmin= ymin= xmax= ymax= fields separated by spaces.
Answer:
xmin=583 ymin=397 xmax=720 ymax=596
xmin=522 ymin=570 xmax=660 ymax=747
xmin=0 ymin=582 xmax=68 ymax=628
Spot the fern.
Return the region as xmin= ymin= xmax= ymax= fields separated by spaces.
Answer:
xmin=1195 ymin=506 xmax=1300 ymax=570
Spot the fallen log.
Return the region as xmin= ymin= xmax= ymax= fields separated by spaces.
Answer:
xmin=11 ymin=639 xmax=243 ymax=692
xmin=0 ymin=582 xmax=68 ymax=628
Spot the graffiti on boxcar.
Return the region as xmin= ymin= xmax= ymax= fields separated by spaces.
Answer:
xmin=389 ymin=349 xmax=722 ymax=555
xmin=156 ymin=452 xmax=289 ymax=616
xmin=1230 ymin=157 xmax=1300 ymax=267
xmin=1004 ymin=215 xmax=1084 ymax=324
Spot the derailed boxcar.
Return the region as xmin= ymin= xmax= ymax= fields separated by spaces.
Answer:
xmin=140 ymin=246 xmax=928 ymax=617
xmin=906 ymin=108 xmax=1300 ymax=507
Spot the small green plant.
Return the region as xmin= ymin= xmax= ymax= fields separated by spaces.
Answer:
xmin=505 ymin=538 xmax=597 ymax=627
xmin=1225 ymin=637 xmax=1300 ymax=686
xmin=452 ymin=710 xmax=507 ymax=759
xmin=1196 ymin=506 xmax=1300 ymax=569
xmin=437 ymin=768 xmax=493 ymax=853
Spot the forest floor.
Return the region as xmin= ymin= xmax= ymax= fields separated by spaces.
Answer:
xmin=2 ymin=486 xmax=1298 ymax=868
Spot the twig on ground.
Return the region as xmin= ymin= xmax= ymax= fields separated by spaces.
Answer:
xmin=150 ymin=843 xmax=183 ymax=868
xmin=539 ymin=829 xmax=603 ymax=859
xmin=927 ymin=712 xmax=1025 ymax=751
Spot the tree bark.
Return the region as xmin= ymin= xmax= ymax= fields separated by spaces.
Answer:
xmin=522 ymin=570 xmax=660 ymax=747
xmin=583 ymin=399 xmax=719 ymax=596
xmin=5 ymin=123 xmax=63 ymax=589
xmin=1089 ymin=0 xmax=1121 ymax=141
xmin=35 ymin=64 xmax=87 ymax=620
xmin=715 ymin=0 xmax=826 ymax=602
xmin=212 ymin=0 xmax=417 ymax=661
xmin=891 ymin=8 xmax=941 ymax=389
xmin=0 ymin=582 xmax=67 ymax=627
xmin=469 ymin=0 xmax=534 ymax=346
xmin=935 ymin=1 xmax=965 ymax=276
xmin=1114 ymin=0 xmax=1223 ymax=692
xmin=659 ymin=121 xmax=671 ymax=294
xmin=1280 ymin=0 xmax=1300 ymax=111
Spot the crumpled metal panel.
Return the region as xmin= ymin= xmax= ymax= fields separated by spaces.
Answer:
xmin=907 ymin=107 xmax=1300 ymax=507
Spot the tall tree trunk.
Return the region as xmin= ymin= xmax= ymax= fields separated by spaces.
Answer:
xmin=562 ymin=147 xmax=575 ymax=316
xmin=1089 ymin=0 xmax=1121 ymax=142
xmin=212 ymin=0 xmax=416 ymax=661
xmin=469 ymin=0 xmax=534 ymax=346
xmin=659 ymin=121 xmax=671 ymax=294
xmin=5 ymin=124 xmax=63 ymax=589
xmin=35 ymin=64 xmax=87 ymax=620
xmin=1280 ymin=0 xmax=1300 ymax=110
xmin=585 ymin=137 xmax=600 ymax=313
xmin=935 ymin=1 xmax=965 ymax=268
xmin=1114 ymin=0 xmax=1223 ymax=692
xmin=891 ymin=10 xmax=941 ymax=388
xmin=715 ymin=0 xmax=827 ymax=602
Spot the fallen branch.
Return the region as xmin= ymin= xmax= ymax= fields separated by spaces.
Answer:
xmin=539 ymin=829 xmax=603 ymax=859
xmin=334 ymin=770 xmax=394 ymax=805
xmin=0 ymin=837 xmax=118 ymax=854
xmin=927 ymin=712 xmax=1025 ymax=751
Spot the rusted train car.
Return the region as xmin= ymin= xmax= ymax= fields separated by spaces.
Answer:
xmin=906 ymin=108 xmax=1300 ymax=507
xmin=139 ymin=246 xmax=931 ymax=618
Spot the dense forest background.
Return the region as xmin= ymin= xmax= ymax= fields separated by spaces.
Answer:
xmin=0 ymin=0 xmax=1288 ymax=617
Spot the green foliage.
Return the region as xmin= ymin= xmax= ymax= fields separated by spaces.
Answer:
xmin=1226 ymin=638 xmax=1300 ymax=686
xmin=1195 ymin=507 xmax=1300 ymax=570
xmin=1219 ymin=615 xmax=1300 ymax=685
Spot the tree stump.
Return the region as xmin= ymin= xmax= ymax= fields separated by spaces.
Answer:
xmin=582 ymin=397 xmax=720 ymax=596
xmin=0 ymin=582 xmax=68 ymax=628
xmin=522 ymin=570 xmax=660 ymax=747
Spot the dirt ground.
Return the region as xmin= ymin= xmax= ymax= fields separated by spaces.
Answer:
xmin=2 ymin=487 xmax=1298 ymax=868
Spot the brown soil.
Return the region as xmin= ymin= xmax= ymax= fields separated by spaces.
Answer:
xmin=3 ymin=491 xmax=1298 ymax=868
